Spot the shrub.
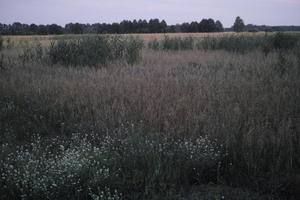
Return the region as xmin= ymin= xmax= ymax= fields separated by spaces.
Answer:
xmin=47 ymin=36 xmax=143 ymax=67
xmin=196 ymin=33 xmax=300 ymax=53
xmin=0 ymin=37 xmax=3 ymax=51
xmin=197 ymin=37 xmax=218 ymax=51
xmin=159 ymin=36 xmax=195 ymax=51
xmin=148 ymin=39 xmax=160 ymax=50
xmin=18 ymin=42 xmax=44 ymax=64
xmin=124 ymin=37 xmax=144 ymax=64
xmin=180 ymin=36 xmax=194 ymax=50
xmin=273 ymin=32 xmax=298 ymax=50
xmin=162 ymin=36 xmax=181 ymax=51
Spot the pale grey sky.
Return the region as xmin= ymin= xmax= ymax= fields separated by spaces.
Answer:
xmin=1 ymin=0 xmax=300 ymax=27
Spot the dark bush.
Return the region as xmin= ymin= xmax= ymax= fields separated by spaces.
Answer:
xmin=48 ymin=36 xmax=143 ymax=66
xmin=0 ymin=37 xmax=3 ymax=50
xmin=180 ymin=36 xmax=194 ymax=50
xmin=162 ymin=36 xmax=180 ymax=51
xmin=273 ymin=32 xmax=298 ymax=50
xmin=124 ymin=37 xmax=144 ymax=64
xmin=196 ymin=33 xmax=300 ymax=54
xmin=155 ymin=36 xmax=195 ymax=51
xmin=148 ymin=39 xmax=160 ymax=50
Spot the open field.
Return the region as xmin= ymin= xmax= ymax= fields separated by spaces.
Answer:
xmin=0 ymin=32 xmax=276 ymax=47
xmin=0 ymin=32 xmax=300 ymax=200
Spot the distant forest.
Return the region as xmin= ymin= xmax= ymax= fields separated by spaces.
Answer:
xmin=1 ymin=18 xmax=300 ymax=35
xmin=0 ymin=19 xmax=223 ymax=35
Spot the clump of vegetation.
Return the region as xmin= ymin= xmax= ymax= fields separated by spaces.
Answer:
xmin=1 ymin=33 xmax=300 ymax=199
xmin=162 ymin=36 xmax=181 ymax=51
xmin=197 ymin=34 xmax=265 ymax=53
xmin=0 ymin=37 xmax=3 ymax=50
xmin=19 ymin=42 xmax=44 ymax=64
xmin=124 ymin=37 xmax=144 ymax=64
xmin=148 ymin=39 xmax=160 ymax=50
xmin=0 ymin=132 xmax=222 ymax=199
xmin=48 ymin=36 xmax=143 ymax=66
xmin=148 ymin=36 xmax=195 ymax=51
xmin=273 ymin=32 xmax=298 ymax=50
xmin=199 ymin=32 xmax=300 ymax=53
xmin=148 ymin=33 xmax=300 ymax=54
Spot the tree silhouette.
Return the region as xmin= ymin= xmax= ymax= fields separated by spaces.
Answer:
xmin=233 ymin=16 xmax=245 ymax=32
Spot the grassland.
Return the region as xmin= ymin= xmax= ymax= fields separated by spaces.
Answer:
xmin=0 ymin=32 xmax=300 ymax=200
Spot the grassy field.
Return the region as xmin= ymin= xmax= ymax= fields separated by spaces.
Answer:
xmin=0 ymin=32 xmax=300 ymax=200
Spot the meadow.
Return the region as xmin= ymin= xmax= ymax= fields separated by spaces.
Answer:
xmin=0 ymin=32 xmax=300 ymax=200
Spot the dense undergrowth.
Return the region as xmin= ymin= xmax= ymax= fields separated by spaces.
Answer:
xmin=0 ymin=33 xmax=300 ymax=199
xmin=148 ymin=32 xmax=300 ymax=54
xmin=18 ymin=36 xmax=144 ymax=66
xmin=1 ymin=133 xmax=222 ymax=200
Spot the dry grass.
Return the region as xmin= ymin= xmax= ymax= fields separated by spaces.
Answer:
xmin=0 ymin=33 xmax=300 ymax=199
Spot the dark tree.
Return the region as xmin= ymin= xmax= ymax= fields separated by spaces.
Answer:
xmin=29 ymin=24 xmax=38 ymax=34
xmin=160 ymin=20 xmax=167 ymax=33
xmin=181 ymin=23 xmax=190 ymax=32
xmin=215 ymin=20 xmax=224 ymax=32
xmin=47 ymin=24 xmax=63 ymax=35
xmin=149 ymin=19 xmax=161 ymax=33
xmin=190 ymin=22 xmax=199 ymax=32
xmin=233 ymin=16 xmax=245 ymax=32
xmin=65 ymin=23 xmax=84 ymax=34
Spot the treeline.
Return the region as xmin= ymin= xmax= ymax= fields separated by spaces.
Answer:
xmin=0 ymin=18 xmax=224 ymax=35
xmin=226 ymin=24 xmax=300 ymax=32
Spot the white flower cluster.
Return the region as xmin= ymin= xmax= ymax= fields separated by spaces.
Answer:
xmin=0 ymin=132 xmax=223 ymax=199
xmin=1 ymin=133 xmax=118 ymax=199
xmin=89 ymin=187 xmax=122 ymax=200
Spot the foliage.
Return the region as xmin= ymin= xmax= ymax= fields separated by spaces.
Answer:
xmin=196 ymin=33 xmax=300 ymax=53
xmin=148 ymin=39 xmax=160 ymax=50
xmin=0 ymin=37 xmax=3 ymax=50
xmin=44 ymin=36 xmax=143 ymax=66
xmin=0 ymin=133 xmax=222 ymax=199
xmin=233 ymin=16 xmax=245 ymax=32
xmin=273 ymin=32 xmax=298 ymax=50
xmin=0 ymin=18 xmax=225 ymax=35
xmin=19 ymin=42 xmax=44 ymax=64
xmin=148 ymin=36 xmax=195 ymax=51
xmin=1 ymin=33 xmax=300 ymax=199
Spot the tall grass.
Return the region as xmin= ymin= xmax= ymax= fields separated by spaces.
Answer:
xmin=0 ymin=36 xmax=3 ymax=50
xmin=18 ymin=36 xmax=144 ymax=67
xmin=48 ymin=36 xmax=143 ymax=66
xmin=147 ymin=32 xmax=300 ymax=54
xmin=148 ymin=36 xmax=195 ymax=51
xmin=0 ymin=33 xmax=300 ymax=199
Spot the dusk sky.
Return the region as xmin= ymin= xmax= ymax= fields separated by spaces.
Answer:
xmin=1 ymin=0 xmax=300 ymax=27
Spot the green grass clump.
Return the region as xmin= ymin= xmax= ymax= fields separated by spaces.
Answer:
xmin=197 ymin=35 xmax=262 ymax=53
xmin=159 ymin=36 xmax=194 ymax=51
xmin=148 ymin=39 xmax=160 ymax=50
xmin=162 ymin=36 xmax=181 ymax=51
xmin=0 ymin=37 xmax=3 ymax=51
xmin=48 ymin=36 xmax=143 ymax=66
xmin=19 ymin=42 xmax=44 ymax=64
xmin=196 ymin=32 xmax=300 ymax=53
